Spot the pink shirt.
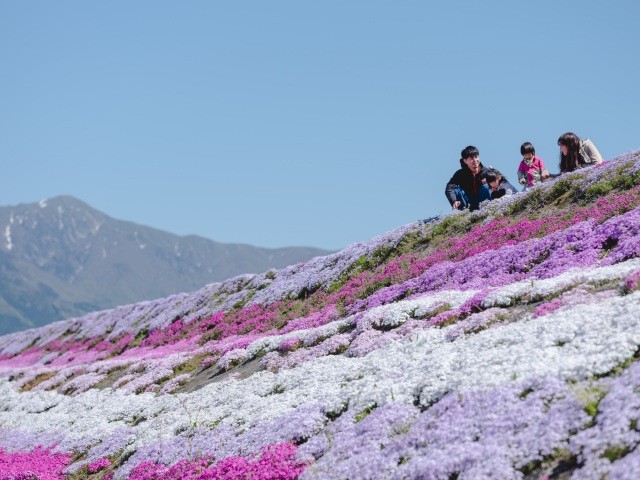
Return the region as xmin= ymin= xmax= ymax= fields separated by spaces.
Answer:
xmin=517 ymin=156 xmax=549 ymax=187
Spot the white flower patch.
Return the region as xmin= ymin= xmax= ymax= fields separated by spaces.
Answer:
xmin=360 ymin=289 xmax=477 ymax=329
xmin=31 ymin=366 xmax=84 ymax=392
xmin=217 ymin=348 xmax=249 ymax=371
xmin=482 ymin=258 xmax=640 ymax=307
xmin=63 ymin=372 xmax=107 ymax=395
xmin=160 ymin=374 xmax=191 ymax=394
xmin=244 ymin=317 xmax=355 ymax=358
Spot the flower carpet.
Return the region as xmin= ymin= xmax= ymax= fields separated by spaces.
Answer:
xmin=2 ymin=149 xmax=640 ymax=479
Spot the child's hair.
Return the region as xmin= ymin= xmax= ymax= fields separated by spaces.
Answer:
xmin=461 ymin=145 xmax=480 ymax=159
xmin=520 ymin=142 xmax=535 ymax=156
xmin=483 ymin=167 xmax=503 ymax=184
xmin=558 ymin=132 xmax=583 ymax=172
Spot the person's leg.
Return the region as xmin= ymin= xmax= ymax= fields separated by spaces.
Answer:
xmin=478 ymin=184 xmax=491 ymax=203
xmin=454 ymin=186 xmax=469 ymax=210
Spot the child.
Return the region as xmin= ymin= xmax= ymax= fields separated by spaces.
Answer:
xmin=517 ymin=142 xmax=549 ymax=188
xmin=483 ymin=168 xmax=517 ymax=200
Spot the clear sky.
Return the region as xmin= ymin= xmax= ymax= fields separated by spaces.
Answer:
xmin=1 ymin=1 xmax=639 ymax=250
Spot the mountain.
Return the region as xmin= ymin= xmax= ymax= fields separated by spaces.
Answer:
xmin=0 ymin=195 xmax=331 ymax=334
xmin=2 ymin=149 xmax=640 ymax=478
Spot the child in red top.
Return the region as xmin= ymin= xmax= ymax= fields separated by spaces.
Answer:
xmin=517 ymin=142 xmax=549 ymax=188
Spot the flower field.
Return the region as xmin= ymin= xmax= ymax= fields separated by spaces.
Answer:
xmin=2 ymin=149 xmax=640 ymax=479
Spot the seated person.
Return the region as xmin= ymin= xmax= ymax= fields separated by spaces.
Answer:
xmin=445 ymin=145 xmax=491 ymax=211
xmin=558 ymin=132 xmax=603 ymax=172
xmin=517 ymin=141 xmax=550 ymax=188
xmin=483 ymin=168 xmax=518 ymax=199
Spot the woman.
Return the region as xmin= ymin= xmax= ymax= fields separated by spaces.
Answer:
xmin=558 ymin=132 xmax=603 ymax=173
xmin=483 ymin=168 xmax=517 ymax=200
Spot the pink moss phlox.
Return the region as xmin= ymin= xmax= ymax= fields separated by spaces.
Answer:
xmin=428 ymin=290 xmax=489 ymax=327
xmin=279 ymin=304 xmax=340 ymax=333
xmin=129 ymin=457 xmax=209 ymax=480
xmin=205 ymin=442 xmax=305 ymax=480
xmin=141 ymin=319 xmax=190 ymax=348
xmin=0 ymin=446 xmax=72 ymax=480
xmin=87 ymin=456 xmax=112 ymax=473
xmin=622 ymin=269 xmax=640 ymax=292
xmin=128 ymin=442 xmax=304 ymax=480
xmin=278 ymin=337 xmax=303 ymax=353
xmin=533 ymin=299 xmax=564 ymax=318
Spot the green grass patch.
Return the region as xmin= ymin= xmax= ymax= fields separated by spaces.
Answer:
xmin=355 ymin=403 xmax=378 ymax=422
xmin=603 ymin=445 xmax=630 ymax=462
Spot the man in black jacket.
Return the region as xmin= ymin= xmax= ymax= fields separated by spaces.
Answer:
xmin=444 ymin=145 xmax=491 ymax=211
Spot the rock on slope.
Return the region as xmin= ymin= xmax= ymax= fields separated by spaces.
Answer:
xmin=2 ymin=150 xmax=640 ymax=479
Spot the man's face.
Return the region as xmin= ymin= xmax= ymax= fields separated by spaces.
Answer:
xmin=463 ymin=154 xmax=481 ymax=172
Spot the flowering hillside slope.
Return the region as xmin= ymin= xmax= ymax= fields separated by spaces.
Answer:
xmin=2 ymin=149 xmax=640 ymax=479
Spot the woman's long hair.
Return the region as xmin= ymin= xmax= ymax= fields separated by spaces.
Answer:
xmin=558 ymin=132 xmax=584 ymax=172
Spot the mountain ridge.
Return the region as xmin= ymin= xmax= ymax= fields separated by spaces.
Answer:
xmin=0 ymin=195 xmax=331 ymax=334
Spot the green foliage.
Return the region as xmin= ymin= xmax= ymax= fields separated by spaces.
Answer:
xmin=583 ymin=163 xmax=640 ymax=202
xmin=603 ymin=445 xmax=630 ymax=462
xmin=519 ymin=387 xmax=534 ymax=400
xmin=518 ymin=448 xmax=577 ymax=479
xmin=127 ymin=414 xmax=147 ymax=427
xmin=270 ymin=384 xmax=285 ymax=395
xmin=425 ymin=211 xmax=488 ymax=244
xmin=20 ymin=371 xmax=58 ymax=392
xmin=199 ymin=328 xmax=222 ymax=346
xmin=231 ymin=291 xmax=256 ymax=311
xmin=327 ymin=255 xmax=372 ymax=293
xmin=412 ymin=302 xmax=452 ymax=320
xmin=131 ymin=327 xmax=149 ymax=347
xmin=357 ymin=278 xmax=393 ymax=300
xmin=205 ymin=417 xmax=224 ymax=430
xmin=325 ymin=403 xmax=348 ymax=420
xmin=354 ymin=403 xmax=378 ymax=422
xmin=547 ymin=177 xmax=584 ymax=204
xmin=270 ymin=314 xmax=287 ymax=331
xmin=327 ymin=229 xmax=426 ymax=294
xmin=173 ymin=353 xmax=210 ymax=376
xmin=519 ymin=459 xmax=541 ymax=474
xmin=571 ymin=382 xmax=607 ymax=417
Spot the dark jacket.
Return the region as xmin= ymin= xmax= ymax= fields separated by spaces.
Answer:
xmin=445 ymin=162 xmax=489 ymax=210
xmin=490 ymin=178 xmax=517 ymax=199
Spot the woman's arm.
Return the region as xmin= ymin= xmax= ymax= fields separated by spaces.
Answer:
xmin=582 ymin=139 xmax=604 ymax=165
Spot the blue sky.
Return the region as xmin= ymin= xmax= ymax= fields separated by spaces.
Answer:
xmin=1 ymin=1 xmax=639 ymax=250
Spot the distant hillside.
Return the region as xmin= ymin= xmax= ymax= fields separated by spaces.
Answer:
xmin=0 ymin=196 xmax=330 ymax=334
